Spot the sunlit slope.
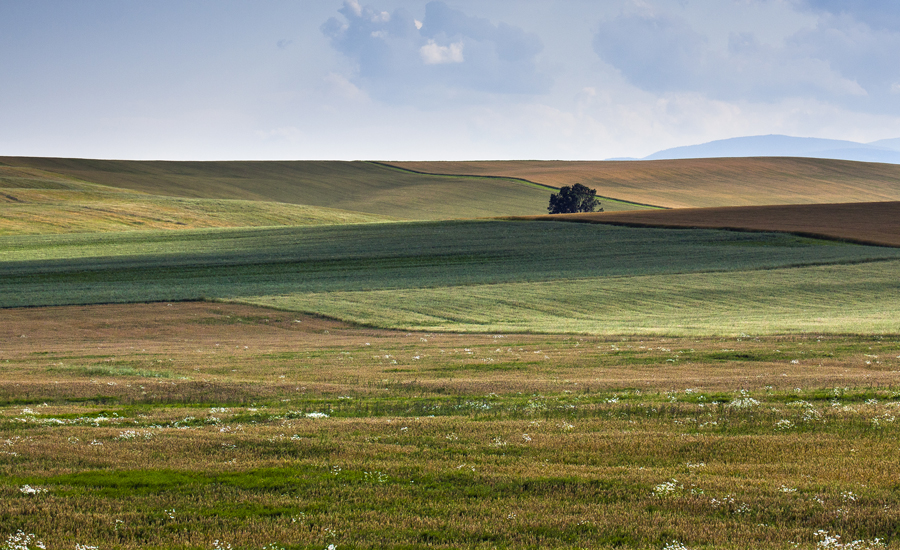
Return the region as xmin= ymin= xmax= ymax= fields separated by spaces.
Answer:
xmin=0 ymin=157 xmax=554 ymax=219
xmin=391 ymin=158 xmax=900 ymax=208
xmin=0 ymin=165 xmax=397 ymax=235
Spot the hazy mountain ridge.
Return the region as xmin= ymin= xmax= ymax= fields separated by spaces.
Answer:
xmin=638 ymin=135 xmax=900 ymax=164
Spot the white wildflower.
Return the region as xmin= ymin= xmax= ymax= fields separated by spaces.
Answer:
xmin=3 ymin=531 xmax=45 ymax=550
xmin=653 ymin=479 xmax=681 ymax=497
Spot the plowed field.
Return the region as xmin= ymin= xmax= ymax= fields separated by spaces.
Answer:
xmin=391 ymin=158 xmax=900 ymax=208
xmin=513 ymin=201 xmax=900 ymax=247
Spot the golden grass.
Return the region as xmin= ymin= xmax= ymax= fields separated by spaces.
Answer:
xmin=391 ymin=158 xmax=900 ymax=208
xmin=0 ymin=165 xmax=399 ymax=234
xmin=0 ymin=157 xmax=554 ymax=220
xmin=512 ymin=201 xmax=900 ymax=248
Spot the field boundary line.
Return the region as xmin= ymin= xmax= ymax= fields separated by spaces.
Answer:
xmin=369 ymin=161 xmax=665 ymax=210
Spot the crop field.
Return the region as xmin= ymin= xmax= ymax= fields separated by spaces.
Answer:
xmin=0 ymin=157 xmax=647 ymax=220
xmin=513 ymin=201 xmax=900 ymax=248
xmin=2 ymin=155 xmax=900 ymax=548
xmin=391 ymin=158 xmax=900 ymax=208
xmin=2 ymin=302 xmax=900 ymax=549
xmin=3 ymin=220 xmax=900 ymax=337
xmin=0 ymin=165 xmax=398 ymax=236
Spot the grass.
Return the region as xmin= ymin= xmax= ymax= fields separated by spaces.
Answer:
xmin=1 ymin=302 xmax=900 ymax=549
xmin=390 ymin=157 xmax=900 ymax=208
xmin=3 ymin=221 xmax=900 ymax=337
xmin=0 ymin=164 xmax=398 ymax=235
xmin=0 ymin=157 xmax=568 ymax=220
xmin=242 ymin=259 xmax=900 ymax=335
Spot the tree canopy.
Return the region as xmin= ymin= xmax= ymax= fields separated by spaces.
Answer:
xmin=548 ymin=183 xmax=602 ymax=214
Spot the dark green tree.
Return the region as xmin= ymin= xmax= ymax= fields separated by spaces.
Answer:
xmin=548 ymin=183 xmax=602 ymax=214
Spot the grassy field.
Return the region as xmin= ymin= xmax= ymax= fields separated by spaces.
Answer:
xmin=0 ymin=164 xmax=398 ymax=235
xmin=2 ymin=155 xmax=900 ymax=548
xmin=391 ymin=158 xmax=900 ymax=208
xmin=1 ymin=302 xmax=899 ymax=549
xmin=0 ymin=157 xmax=650 ymax=221
xmin=245 ymin=259 xmax=900 ymax=335
xmin=3 ymin=221 xmax=900 ymax=336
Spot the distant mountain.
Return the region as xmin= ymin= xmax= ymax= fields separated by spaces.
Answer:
xmin=640 ymin=134 xmax=900 ymax=164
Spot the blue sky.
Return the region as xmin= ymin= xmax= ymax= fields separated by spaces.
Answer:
xmin=2 ymin=0 xmax=899 ymax=160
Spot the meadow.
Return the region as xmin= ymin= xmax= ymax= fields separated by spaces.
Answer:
xmin=1 ymin=303 xmax=899 ymax=549
xmin=1 ymin=156 xmax=900 ymax=548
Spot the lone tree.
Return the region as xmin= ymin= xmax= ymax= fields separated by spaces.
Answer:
xmin=548 ymin=183 xmax=603 ymax=214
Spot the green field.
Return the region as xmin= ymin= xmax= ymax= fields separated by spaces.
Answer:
xmin=3 ymin=221 xmax=900 ymax=336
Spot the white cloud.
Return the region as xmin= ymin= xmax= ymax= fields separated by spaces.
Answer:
xmin=420 ymin=40 xmax=464 ymax=65
xmin=345 ymin=0 xmax=362 ymax=17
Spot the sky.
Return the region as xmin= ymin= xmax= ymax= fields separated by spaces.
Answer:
xmin=2 ymin=0 xmax=899 ymax=161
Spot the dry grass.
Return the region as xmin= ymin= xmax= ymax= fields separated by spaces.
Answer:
xmin=391 ymin=158 xmax=900 ymax=208
xmin=0 ymin=165 xmax=398 ymax=234
xmin=1 ymin=303 xmax=900 ymax=549
xmin=511 ymin=201 xmax=900 ymax=248
xmin=0 ymin=157 xmax=553 ymax=220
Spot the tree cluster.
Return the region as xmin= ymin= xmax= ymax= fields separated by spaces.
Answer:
xmin=548 ymin=183 xmax=602 ymax=214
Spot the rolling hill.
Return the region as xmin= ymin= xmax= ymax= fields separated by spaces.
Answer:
xmin=390 ymin=157 xmax=900 ymax=208
xmin=0 ymin=156 xmax=644 ymax=220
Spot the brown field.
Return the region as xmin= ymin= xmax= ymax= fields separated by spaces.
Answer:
xmin=391 ymin=158 xmax=900 ymax=208
xmin=510 ymin=201 xmax=900 ymax=248
xmin=3 ymin=301 xmax=898 ymax=398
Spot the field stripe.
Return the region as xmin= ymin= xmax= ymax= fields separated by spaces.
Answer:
xmin=237 ymin=260 xmax=900 ymax=336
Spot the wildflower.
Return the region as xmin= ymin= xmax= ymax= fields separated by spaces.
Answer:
xmin=775 ymin=419 xmax=794 ymax=430
xmin=653 ymin=480 xmax=681 ymax=497
xmin=305 ymin=412 xmax=328 ymax=419
xmin=19 ymin=485 xmax=46 ymax=495
xmin=2 ymin=530 xmax=45 ymax=550
xmin=728 ymin=390 xmax=760 ymax=409
xmin=663 ymin=541 xmax=689 ymax=550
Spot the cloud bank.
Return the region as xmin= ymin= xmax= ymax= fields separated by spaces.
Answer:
xmin=592 ymin=1 xmax=900 ymax=114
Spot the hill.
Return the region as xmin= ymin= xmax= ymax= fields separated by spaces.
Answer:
xmin=390 ymin=157 xmax=900 ymax=208
xmin=0 ymin=156 xmax=614 ymax=220
xmin=642 ymin=134 xmax=900 ymax=164
xmin=512 ymin=201 xmax=900 ymax=248
xmin=0 ymin=164 xmax=397 ymax=234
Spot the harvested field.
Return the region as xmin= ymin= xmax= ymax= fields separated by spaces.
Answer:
xmin=390 ymin=158 xmax=900 ymax=208
xmin=512 ymin=201 xmax=900 ymax=248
